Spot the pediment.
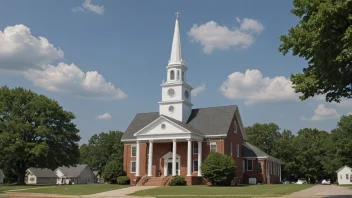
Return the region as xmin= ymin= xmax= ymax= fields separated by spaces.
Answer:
xmin=134 ymin=116 xmax=191 ymax=137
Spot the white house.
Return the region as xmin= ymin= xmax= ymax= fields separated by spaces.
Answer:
xmin=336 ymin=165 xmax=352 ymax=185
xmin=26 ymin=168 xmax=57 ymax=184
xmin=0 ymin=169 xmax=4 ymax=184
xmin=55 ymin=164 xmax=94 ymax=184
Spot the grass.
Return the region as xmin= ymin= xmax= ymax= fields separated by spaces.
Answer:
xmin=19 ymin=184 xmax=129 ymax=195
xmin=130 ymin=184 xmax=313 ymax=197
xmin=0 ymin=185 xmax=47 ymax=193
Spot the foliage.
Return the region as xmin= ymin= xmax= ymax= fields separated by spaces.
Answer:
xmin=244 ymin=123 xmax=281 ymax=155
xmin=79 ymin=131 xmax=124 ymax=173
xmin=0 ymin=86 xmax=80 ymax=184
xmin=201 ymin=152 xmax=236 ymax=186
xmin=279 ymin=0 xmax=352 ymax=102
xmin=102 ymin=161 xmax=125 ymax=183
xmin=169 ymin=176 xmax=187 ymax=186
xmin=116 ymin=176 xmax=130 ymax=185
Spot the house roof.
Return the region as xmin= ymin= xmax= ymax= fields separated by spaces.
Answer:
xmin=336 ymin=165 xmax=352 ymax=173
xmin=56 ymin=164 xmax=88 ymax=178
xmin=93 ymin=171 xmax=100 ymax=176
xmin=27 ymin=168 xmax=57 ymax=178
xmin=242 ymin=142 xmax=282 ymax=164
xmin=122 ymin=105 xmax=238 ymax=140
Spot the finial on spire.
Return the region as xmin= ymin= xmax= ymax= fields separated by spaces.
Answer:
xmin=176 ymin=11 xmax=179 ymax=19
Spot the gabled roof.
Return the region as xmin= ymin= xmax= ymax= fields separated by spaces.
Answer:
xmin=27 ymin=168 xmax=57 ymax=178
xmin=336 ymin=165 xmax=352 ymax=173
xmin=56 ymin=164 xmax=88 ymax=178
xmin=242 ymin=142 xmax=282 ymax=164
xmin=93 ymin=171 xmax=100 ymax=176
xmin=122 ymin=105 xmax=238 ymax=141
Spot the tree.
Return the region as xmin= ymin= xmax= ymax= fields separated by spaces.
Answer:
xmin=0 ymin=86 xmax=80 ymax=184
xmin=279 ymin=0 xmax=352 ymax=102
xmin=245 ymin=123 xmax=281 ymax=155
xmin=102 ymin=161 xmax=125 ymax=183
xmin=201 ymin=152 xmax=236 ymax=186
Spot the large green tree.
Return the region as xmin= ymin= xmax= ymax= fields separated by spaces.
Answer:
xmin=279 ymin=0 xmax=352 ymax=102
xmin=244 ymin=123 xmax=281 ymax=155
xmin=79 ymin=131 xmax=124 ymax=173
xmin=0 ymin=86 xmax=80 ymax=184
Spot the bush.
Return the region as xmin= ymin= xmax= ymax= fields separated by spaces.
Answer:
xmin=102 ymin=161 xmax=125 ymax=183
xmin=201 ymin=152 xmax=237 ymax=186
xmin=169 ymin=175 xmax=187 ymax=186
xmin=116 ymin=176 xmax=130 ymax=185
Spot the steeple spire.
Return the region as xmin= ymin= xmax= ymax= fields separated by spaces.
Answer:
xmin=169 ymin=12 xmax=184 ymax=65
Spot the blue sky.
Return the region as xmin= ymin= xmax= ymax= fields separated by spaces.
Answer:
xmin=1 ymin=0 xmax=351 ymax=144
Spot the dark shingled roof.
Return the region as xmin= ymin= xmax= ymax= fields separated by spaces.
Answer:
xmin=27 ymin=168 xmax=57 ymax=178
xmin=242 ymin=142 xmax=269 ymax=158
xmin=56 ymin=164 xmax=88 ymax=178
xmin=122 ymin=105 xmax=237 ymax=140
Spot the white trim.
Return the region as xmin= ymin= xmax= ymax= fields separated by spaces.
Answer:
xmin=193 ymin=159 xmax=198 ymax=172
xmin=230 ymin=142 xmax=233 ymax=156
xmin=233 ymin=120 xmax=237 ymax=133
xmin=204 ymin=134 xmax=227 ymax=137
xmin=158 ymin=100 xmax=193 ymax=106
xmin=130 ymin=161 xmax=136 ymax=173
xmin=258 ymin=162 xmax=263 ymax=174
xmin=210 ymin=141 xmax=217 ymax=153
xmin=136 ymin=133 xmax=203 ymax=141
xmin=193 ymin=142 xmax=198 ymax=154
xmin=247 ymin=159 xmax=253 ymax=171
xmin=131 ymin=144 xmax=136 ymax=157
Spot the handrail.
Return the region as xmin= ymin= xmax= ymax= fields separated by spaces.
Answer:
xmin=136 ymin=174 xmax=147 ymax=186
xmin=161 ymin=176 xmax=172 ymax=186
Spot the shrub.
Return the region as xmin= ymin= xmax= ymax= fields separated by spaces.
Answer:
xmin=102 ymin=161 xmax=126 ymax=183
xmin=169 ymin=175 xmax=187 ymax=186
xmin=201 ymin=152 xmax=237 ymax=186
xmin=116 ymin=176 xmax=130 ymax=185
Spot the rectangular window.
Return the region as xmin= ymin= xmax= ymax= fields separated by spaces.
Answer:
xmin=30 ymin=177 xmax=35 ymax=182
xmin=131 ymin=161 xmax=136 ymax=173
xmin=258 ymin=162 xmax=262 ymax=174
xmin=193 ymin=142 xmax=198 ymax=154
xmin=346 ymin=174 xmax=349 ymax=180
xmin=236 ymin=144 xmax=240 ymax=157
xmin=210 ymin=142 xmax=217 ymax=153
xmin=177 ymin=70 xmax=180 ymax=80
xmin=242 ymin=160 xmax=245 ymax=173
xmin=193 ymin=160 xmax=198 ymax=172
xmin=230 ymin=142 xmax=233 ymax=156
xmin=247 ymin=159 xmax=253 ymax=171
xmin=131 ymin=145 xmax=136 ymax=157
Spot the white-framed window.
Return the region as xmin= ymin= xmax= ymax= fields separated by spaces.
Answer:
xmin=193 ymin=160 xmax=198 ymax=172
xmin=131 ymin=161 xmax=136 ymax=173
xmin=346 ymin=174 xmax=349 ymax=180
xmin=210 ymin=142 xmax=217 ymax=153
xmin=131 ymin=145 xmax=136 ymax=157
xmin=230 ymin=142 xmax=233 ymax=156
xmin=30 ymin=177 xmax=35 ymax=182
xmin=247 ymin=159 xmax=253 ymax=171
xmin=170 ymin=70 xmax=175 ymax=80
xmin=193 ymin=142 xmax=198 ymax=154
xmin=234 ymin=120 xmax=237 ymax=133
xmin=258 ymin=162 xmax=262 ymax=174
xmin=177 ymin=70 xmax=180 ymax=80
xmin=236 ymin=144 xmax=240 ymax=157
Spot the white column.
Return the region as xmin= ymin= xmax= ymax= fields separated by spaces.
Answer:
xmin=135 ymin=141 xmax=140 ymax=177
xmin=197 ymin=140 xmax=202 ymax=176
xmin=172 ymin=139 xmax=177 ymax=176
xmin=148 ymin=140 xmax=153 ymax=176
xmin=187 ymin=139 xmax=192 ymax=176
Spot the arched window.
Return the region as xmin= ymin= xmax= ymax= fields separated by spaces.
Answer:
xmin=177 ymin=70 xmax=180 ymax=80
xmin=182 ymin=71 xmax=185 ymax=81
xmin=170 ymin=70 xmax=175 ymax=80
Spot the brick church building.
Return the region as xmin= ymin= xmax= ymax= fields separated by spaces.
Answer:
xmin=121 ymin=14 xmax=283 ymax=186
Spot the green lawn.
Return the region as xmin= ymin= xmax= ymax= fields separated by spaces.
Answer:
xmin=0 ymin=185 xmax=47 ymax=193
xmin=20 ymin=184 xmax=129 ymax=195
xmin=131 ymin=184 xmax=313 ymax=197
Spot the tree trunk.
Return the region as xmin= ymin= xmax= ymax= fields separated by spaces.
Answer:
xmin=17 ymin=172 xmax=25 ymax=185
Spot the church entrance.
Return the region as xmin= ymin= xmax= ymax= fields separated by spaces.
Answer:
xmin=162 ymin=151 xmax=180 ymax=176
xmin=167 ymin=162 xmax=179 ymax=176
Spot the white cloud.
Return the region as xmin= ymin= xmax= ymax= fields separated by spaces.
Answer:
xmin=188 ymin=17 xmax=263 ymax=54
xmin=332 ymin=100 xmax=352 ymax=107
xmin=24 ymin=62 xmax=127 ymax=100
xmin=348 ymin=112 xmax=352 ymax=115
xmin=97 ymin=113 xmax=111 ymax=120
xmin=192 ymin=82 xmax=206 ymax=97
xmin=0 ymin=24 xmax=63 ymax=71
xmin=72 ymin=0 xmax=104 ymax=15
xmin=220 ymin=69 xmax=298 ymax=105
xmin=301 ymin=104 xmax=340 ymax=121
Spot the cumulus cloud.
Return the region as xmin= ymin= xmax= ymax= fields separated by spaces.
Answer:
xmin=24 ymin=62 xmax=127 ymax=100
xmin=0 ymin=24 xmax=126 ymax=100
xmin=72 ymin=0 xmax=104 ymax=15
xmin=97 ymin=113 xmax=111 ymax=120
xmin=220 ymin=69 xmax=298 ymax=105
xmin=188 ymin=17 xmax=263 ymax=54
xmin=0 ymin=24 xmax=63 ymax=71
xmin=301 ymin=104 xmax=340 ymax=121
xmin=192 ymin=82 xmax=206 ymax=97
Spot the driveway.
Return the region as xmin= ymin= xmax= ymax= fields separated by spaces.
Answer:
xmin=83 ymin=186 xmax=157 ymax=198
xmin=283 ymin=185 xmax=352 ymax=198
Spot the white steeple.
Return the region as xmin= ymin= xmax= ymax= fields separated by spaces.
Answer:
xmin=159 ymin=12 xmax=193 ymax=123
xmin=169 ymin=12 xmax=184 ymax=66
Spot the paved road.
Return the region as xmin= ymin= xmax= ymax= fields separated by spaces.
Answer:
xmin=283 ymin=185 xmax=352 ymax=198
